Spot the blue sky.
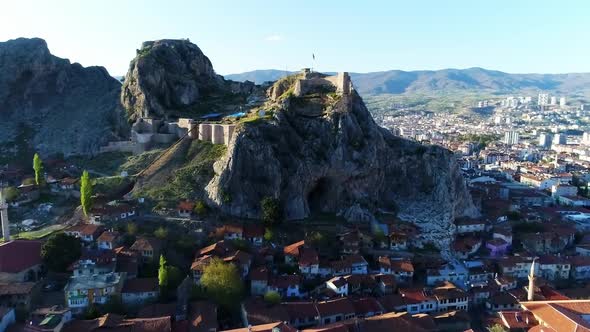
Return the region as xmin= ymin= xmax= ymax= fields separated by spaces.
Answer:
xmin=1 ymin=0 xmax=589 ymax=76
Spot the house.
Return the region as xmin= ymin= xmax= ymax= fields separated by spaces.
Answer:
xmin=390 ymin=258 xmax=415 ymax=284
xmin=351 ymin=297 xmax=384 ymax=318
xmin=316 ymin=298 xmax=355 ymax=325
xmin=452 ymin=236 xmax=482 ymax=259
xmin=570 ymin=256 xmax=590 ymax=281
xmin=326 ymin=277 xmax=348 ymax=297
xmin=487 ymin=238 xmax=510 ymax=257
xmin=121 ymin=278 xmax=159 ymax=306
xmin=493 ymin=228 xmax=513 ymax=246
xmin=130 ymin=237 xmax=162 ymax=261
xmin=223 ymin=250 xmax=252 ymax=277
xmin=114 ymin=246 xmax=139 ymax=279
xmin=96 ymin=231 xmax=120 ymax=250
xmin=495 ymin=276 xmax=518 ymax=291
xmin=284 ymin=240 xmax=306 ymax=264
xmin=64 ymin=224 xmax=104 ymax=243
xmin=61 ymin=314 xmax=171 ymax=332
xmin=374 ymin=274 xmax=396 ymax=295
xmin=338 ymin=230 xmax=361 ymax=254
xmin=268 ymin=275 xmax=301 ymax=298
xmin=177 ymin=200 xmax=194 ymax=218
xmin=64 ymin=272 xmax=125 ymax=313
xmin=0 ymin=240 xmax=43 ymax=283
xmin=426 ymin=262 xmax=469 ymax=287
xmin=244 ymin=224 xmax=265 ymax=246
xmin=470 ymin=285 xmax=493 ymax=305
xmin=24 ymin=306 xmax=73 ymax=332
xmin=218 ymin=224 xmax=244 ymax=241
xmin=537 ymin=255 xmax=570 ymax=281
xmin=397 ymin=287 xmax=437 ymax=314
xmin=0 ymin=307 xmax=15 ymax=332
xmin=348 ymin=255 xmax=369 ymax=274
xmin=389 ymin=232 xmax=408 ymax=251
xmin=88 ymin=203 xmax=136 ymax=223
xmin=191 ymin=255 xmax=213 ymax=284
xmin=455 ymin=218 xmax=486 ymax=234
xmin=498 ymin=256 xmax=537 ymax=279
xmin=432 ymin=281 xmax=469 ymax=312
xmin=497 ymin=310 xmax=537 ymax=332
xmin=250 ymin=267 xmax=269 ymax=296
xmin=298 ymin=247 xmax=319 ymax=277
xmin=486 ymin=292 xmax=520 ymax=312
xmin=0 ymin=282 xmax=39 ymax=311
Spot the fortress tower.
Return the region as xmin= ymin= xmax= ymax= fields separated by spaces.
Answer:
xmin=0 ymin=189 xmax=10 ymax=242
xmin=337 ymin=72 xmax=352 ymax=95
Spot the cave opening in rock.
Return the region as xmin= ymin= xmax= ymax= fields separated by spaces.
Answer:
xmin=308 ymin=177 xmax=331 ymax=214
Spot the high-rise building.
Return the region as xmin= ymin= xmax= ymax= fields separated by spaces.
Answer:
xmin=538 ymin=93 xmax=549 ymax=106
xmin=504 ymin=131 xmax=520 ymax=145
xmin=560 ymin=97 xmax=567 ymax=107
xmin=538 ymin=133 xmax=553 ymax=148
xmin=550 ymin=96 xmax=557 ymax=105
xmin=553 ymin=133 xmax=567 ymax=145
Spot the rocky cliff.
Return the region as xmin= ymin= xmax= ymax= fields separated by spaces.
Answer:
xmin=206 ymin=73 xmax=478 ymax=251
xmin=121 ymin=39 xmax=256 ymax=121
xmin=0 ymin=38 xmax=127 ymax=160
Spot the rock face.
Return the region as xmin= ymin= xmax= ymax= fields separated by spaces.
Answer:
xmin=206 ymin=75 xmax=478 ymax=252
xmin=0 ymin=38 xmax=127 ymax=159
xmin=121 ymin=39 xmax=256 ymax=120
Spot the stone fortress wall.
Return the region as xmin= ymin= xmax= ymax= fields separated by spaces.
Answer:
xmin=293 ymin=68 xmax=353 ymax=97
xmin=100 ymin=117 xmax=235 ymax=154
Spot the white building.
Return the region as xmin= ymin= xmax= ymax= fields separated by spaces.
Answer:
xmin=560 ymin=97 xmax=567 ymax=107
xmin=504 ymin=131 xmax=520 ymax=145
xmin=539 ymin=133 xmax=553 ymax=148
xmin=553 ymin=133 xmax=567 ymax=145
xmin=538 ymin=93 xmax=549 ymax=106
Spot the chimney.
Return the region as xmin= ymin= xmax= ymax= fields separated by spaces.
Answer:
xmin=0 ymin=189 xmax=9 ymax=242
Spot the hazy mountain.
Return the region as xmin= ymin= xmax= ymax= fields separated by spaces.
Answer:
xmin=226 ymin=67 xmax=590 ymax=97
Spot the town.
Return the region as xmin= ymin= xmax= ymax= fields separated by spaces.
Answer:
xmin=1 ymin=91 xmax=590 ymax=332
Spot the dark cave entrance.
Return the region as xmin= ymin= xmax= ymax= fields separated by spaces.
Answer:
xmin=307 ymin=177 xmax=331 ymax=214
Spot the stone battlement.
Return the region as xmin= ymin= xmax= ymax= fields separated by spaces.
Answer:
xmin=292 ymin=69 xmax=353 ymax=97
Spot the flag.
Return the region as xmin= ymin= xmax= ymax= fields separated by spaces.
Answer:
xmin=312 ymin=53 xmax=315 ymax=60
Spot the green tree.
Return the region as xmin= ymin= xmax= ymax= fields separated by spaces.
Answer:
xmin=158 ymin=254 xmax=168 ymax=288
xmin=487 ymin=324 xmax=508 ymax=332
xmin=264 ymin=291 xmax=281 ymax=305
xmin=264 ymin=228 xmax=273 ymax=242
xmin=154 ymin=226 xmax=168 ymax=239
xmin=80 ymin=170 xmax=93 ymax=216
xmin=103 ymin=295 xmax=126 ymax=315
xmin=33 ymin=153 xmax=44 ymax=186
xmin=126 ymin=222 xmax=138 ymax=235
xmin=194 ymin=200 xmax=208 ymax=216
xmin=41 ymin=233 xmax=81 ymax=272
xmin=261 ymin=196 xmax=281 ymax=226
xmin=1 ymin=187 xmax=18 ymax=202
xmin=84 ymin=305 xmax=100 ymax=320
xmin=167 ymin=265 xmax=184 ymax=290
xmin=200 ymin=258 xmax=243 ymax=308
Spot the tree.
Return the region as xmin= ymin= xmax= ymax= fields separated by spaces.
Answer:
xmin=154 ymin=226 xmax=168 ymax=239
xmin=80 ymin=170 xmax=93 ymax=216
xmin=487 ymin=324 xmax=508 ymax=332
xmin=264 ymin=228 xmax=273 ymax=242
xmin=1 ymin=187 xmax=18 ymax=202
xmin=200 ymin=258 xmax=243 ymax=308
xmin=41 ymin=233 xmax=81 ymax=272
xmin=158 ymin=254 xmax=168 ymax=288
xmin=33 ymin=153 xmax=44 ymax=186
xmin=103 ymin=295 xmax=126 ymax=315
xmin=264 ymin=291 xmax=281 ymax=305
xmin=261 ymin=196 xmax=280 ymax=226
xmin=194 ymin=200 xmax=208 ymax=216
xmin=126 ymin=222 xmax=138 ymax=235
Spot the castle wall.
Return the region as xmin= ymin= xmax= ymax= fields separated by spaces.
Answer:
xmin=336 ymin=72 xmax=352 ymax=95
xmin=212 ymin=124 xmax=225 ymax=145
xmin=152 ymin=133 xmax=177 ymax=144
xmin=199 ymin=123 xmax=212 ymax=142
xmin=223 ymin=124 xmax=236 ymax=146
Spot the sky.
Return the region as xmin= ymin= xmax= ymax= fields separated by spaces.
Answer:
xmin=1 ymin=0 xmax=589 ymax=76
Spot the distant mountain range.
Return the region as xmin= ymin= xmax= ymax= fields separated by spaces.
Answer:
xmin=225 ymin=68 xmax=590 ymax=99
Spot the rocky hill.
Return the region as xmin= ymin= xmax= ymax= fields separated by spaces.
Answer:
xmin=0 ymin=38 xmax=127 ymax=161
xmin=206 ymin=72 xmax=478 ymax=251
xmin=121 ymin=39 xmax=258 ymax=121
xmin=226 ymin=68 xmax=590 ymax=98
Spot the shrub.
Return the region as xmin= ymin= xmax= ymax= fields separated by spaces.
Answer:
xmin=261 ymin=197 xmax=281 ymax=226
xmin=264 ymin=291 xmax=281 ymax=305
xmin=194 ymin=200 xmax=208 ymax=216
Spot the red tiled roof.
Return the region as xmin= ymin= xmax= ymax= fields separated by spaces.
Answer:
xmin=284 ymin=240 xmax=305 ymax=257
xmin=97 ymin=231 xmax=119 ymax=243
xmin=0 ymin=240 xmax=42 ymax=273
xmin=316 ymin=298 xmax=355 ymax=317
xmin=521 ymin=300 xmax=590 ymax=332
xmin=222 ymin=322 xmax=296 ymax=332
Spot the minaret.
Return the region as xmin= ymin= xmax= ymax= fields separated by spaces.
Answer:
xmin=0 ymin=189 xmax=9 ymax=242
xmin=527 ymin=258 xmax=537 ymax=301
